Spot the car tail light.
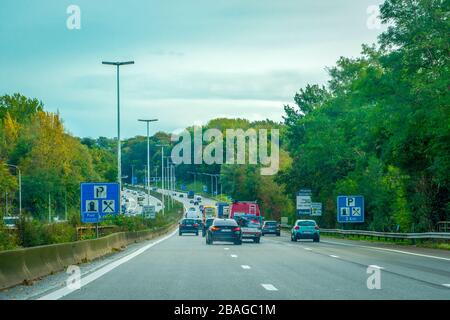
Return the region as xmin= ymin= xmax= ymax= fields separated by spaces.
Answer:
xmin=294 ymin=226 xmax=300 ymax=230
xmin=193 ymin=223 xmax=198 ymax=228
xmin=315 ymin=226 xmax=319 ymax=230
xmin=233 ymin=227 xmax=241 ymax=232
xmin=211 ymin=226 xmax=220 ymax=231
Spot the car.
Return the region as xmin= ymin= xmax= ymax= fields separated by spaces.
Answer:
xmin=190 ymin=199 xmax=195 ymax=204
xmin=195 ymin=218 xmax=203 ymax=229
xmin=202 ymin=218 xmax=215 ymax=237
xmin=194 ymin=201 xmax=199 ymax=206
xmin=179 ymin=194 xmax=184 ymax=198
xmin=179 ymin=218 xmax=199 ymax=236
xmin=206 ymin=219 xmax=242 ymax=245
xmin=157 ymin=203 xmax=162 ymax=206
xmin=262 ymin=220 xmax=281 ymax=236
xmin=236 ymin=216 xmax=262 ymax=243
xmin=291 ymin=220 xmax=320 ymax=242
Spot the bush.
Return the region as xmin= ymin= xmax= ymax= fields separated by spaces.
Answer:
xmin=0 ymin=228 xmax=19 ymax=251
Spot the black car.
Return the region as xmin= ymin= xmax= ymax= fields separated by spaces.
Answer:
xmin=202 ymin=218 xmax=215 ymax=237
xmin=179 ymin=218 xmax=199 ymax=236
xmin=206 ymin=219 xmax=242 ymax=245
xmin=262 ymin=220 xmax=281 ymax=236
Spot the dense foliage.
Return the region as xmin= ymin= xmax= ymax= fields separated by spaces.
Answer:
xmin=279 ymin=0 xmax=449 ymax=231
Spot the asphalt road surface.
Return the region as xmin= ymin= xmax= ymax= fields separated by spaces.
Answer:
xmin=37 ymin=235 xmax=450 ymax=299
xmin=1 ymin=192 xmax=449 ymax=300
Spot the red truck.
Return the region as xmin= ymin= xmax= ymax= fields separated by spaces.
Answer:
xmin=230 ymin=201 xmax=261 ymax=219
xmin=230 ymin=201 xmax=262 ymax=243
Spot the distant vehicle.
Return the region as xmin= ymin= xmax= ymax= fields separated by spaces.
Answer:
xmin=202 ymin=217 xmax=215 ymax=237
xmin=179 ymin=194 xmax=184 ymax=198
xmin=189 ymin=199 xmax=195 ymax=204
xmin=216 ymin=202 xmax=230 ymax=218
xmin=202 ymin=205 xmax=217 ymax=223
xmin=157 ymin=202 xmax=162 ymax=206
xmin=206 ymin=219 xmax=242 ymax=245
xmin=235 ymin=215 xmax=262 ymax=243
xmin=185 ymin=207 xmax=201 ymax=219
xmin=152 ymin=187 xmax=158 ymax=191
xmin=137 ymin=196 xmax=145 ymax=205
xmin=179 ymin=218 xmax=199 ymax=236
xmin=196 ymin=196 xmax=202 ymax=202
xmin=291 ymin=220 xmax=320 ymax=242
xmin=262 ymin=220 xmax=281 ymax=236
xmin=3 ymin=216 xmax=19 ymax=229
xmin=195 ymin=218 xmax=203 ymax=229
xmin=187 ymin=190 xmax=195 ymax=199
xmin=230 ymin=201 xmax=260 ymax=219
xmin=194 ymin=201 xmax=199 ymax=206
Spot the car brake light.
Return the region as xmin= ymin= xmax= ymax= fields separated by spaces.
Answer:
xmin=315 ymin=226 xmax=319 ymax=230
xmin=211 ymin=226 xmax=220 ymax=231
xmin=233 ymin=227 xmax=241 ymax=232
xmin=193 ymin=223 xmax=198 ymax=227
xmin=294 ymin=226 xmax=300 ymax=230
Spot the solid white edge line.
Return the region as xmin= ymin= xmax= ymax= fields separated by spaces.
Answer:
xmin=261 ymin=284 xmax=278 ymax=291
xmin=322 ymin=240 xmax=450 ymax=261
xmin=38 ymin=229 xmax=177 ymax=300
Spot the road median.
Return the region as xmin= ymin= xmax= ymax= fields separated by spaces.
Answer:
xmin=0 ymin=224 xmax=176 ymax=290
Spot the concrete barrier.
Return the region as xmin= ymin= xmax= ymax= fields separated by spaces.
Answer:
xmin=0 ymin=225 xmax=174 ymax=290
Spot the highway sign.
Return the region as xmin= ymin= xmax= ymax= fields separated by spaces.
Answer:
xmin=81 ymin=183 xmax=120 ymax=223
xmin=311 ymin=202 xmax=322 ymax=216
xmin=143 ymin=205 xmax=156 ymax=219
xmin=296 ymin=189 xmax=312 ymax=216
xmin=337 ymin=195 xmax=364 ymax=223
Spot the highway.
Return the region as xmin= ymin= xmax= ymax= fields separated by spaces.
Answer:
xmin=1 ymin=192 xmax=449 ymax=300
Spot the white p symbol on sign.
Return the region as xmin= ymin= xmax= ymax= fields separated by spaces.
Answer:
xmin=346 ymin=197 xmax=355 ymax=207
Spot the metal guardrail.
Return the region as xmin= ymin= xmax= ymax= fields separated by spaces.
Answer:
xmin=320 ymin=229 xmax=450 ymax=240
xmin=279 ymin=225 xmax=450 ymax=240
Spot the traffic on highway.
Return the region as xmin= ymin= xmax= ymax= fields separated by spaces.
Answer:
xmin=0 ymin=0 xmax=448 ymax=316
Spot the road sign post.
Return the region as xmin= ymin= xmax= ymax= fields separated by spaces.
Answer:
xmin=337 ymin=195 xmax=364 ymax=223
xmin=311 ymin=202 xmax=322 ymax=216
xmin=81 ymin=183 xmax=120 ymax=224
xmin=296 ymin=188 xmax=312 ymax=216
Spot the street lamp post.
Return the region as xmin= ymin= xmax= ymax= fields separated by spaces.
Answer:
xmin=138 ymin=119 xmax=158 ymax=206
xmin=157 ymin=144 xmax=168 ymax=215
xmin=102 ymin=60 xmax=135 ymax=210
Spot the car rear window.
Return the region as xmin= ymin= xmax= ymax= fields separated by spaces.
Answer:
xmin=214 ymin=219 xmax=238 ymax=227
xmin=297 ymin=221 xmax=316 ymax=227
xmin=265 ymin=222 xmax=277 ymax=226
xmin=182 ymin=219 xmax=195 ymax=224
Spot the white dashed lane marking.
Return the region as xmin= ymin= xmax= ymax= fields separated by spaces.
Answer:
xmin=230 ymin=254 xmax=238 ymax=258
xmin=241 ymin=265 xmax=251 ymax=269
xmin=368 ymin=265 xmax=384 ymax=269
xmin=261 ymin=284 xmax=278 ymax=291
xmin=330 ymin=255 xmax=340 ymax=258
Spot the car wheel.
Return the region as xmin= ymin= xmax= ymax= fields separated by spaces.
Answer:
xmin=291 ymin=234 xmax=295 ymax=241
xmin=254 ymin=237 xmax=260 ymax=244
xmin=179 ymin=231 xmax=182 ymax=236
xmin=261 ymin=233 xmax=265 ymax=236
xmin=235 ymin=240 xmax=242 ymax=245
xmin=276 ymin=233 xmax=281 ymax=237
xmin=314 ymin=237 xmax=320 ymax=243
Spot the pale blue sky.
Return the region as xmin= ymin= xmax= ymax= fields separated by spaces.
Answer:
xmin=0 ymin=0 xmax=384 ymax=138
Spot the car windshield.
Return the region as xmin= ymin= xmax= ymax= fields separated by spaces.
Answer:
xmin=297 ymin=221 xmax=316 ymax=227
xmin=239 ymin=218 xmax=261 ymax=228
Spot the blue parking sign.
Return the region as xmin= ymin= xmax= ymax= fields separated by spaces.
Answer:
xmin=337 ymin=195 xmax=364 ymax=223
xmin=81 ymin=182 xmax=120 ymax=223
